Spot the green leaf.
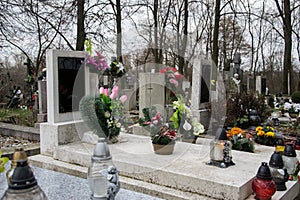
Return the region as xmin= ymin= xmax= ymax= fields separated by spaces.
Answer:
xmin=0 ymin=166 xmax=5 ymax=173
xmin=170 ymin=110 xmax=179 ymax=128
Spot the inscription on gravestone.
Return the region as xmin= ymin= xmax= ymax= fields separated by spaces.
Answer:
xmin=58 ymin=57 xmax=85 ymax=113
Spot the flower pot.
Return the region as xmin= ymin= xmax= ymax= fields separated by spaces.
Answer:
xmin=152 ymin=143 xmax=175 ymax=155
xmin=289 ymin=113 xmax=298 ymax=118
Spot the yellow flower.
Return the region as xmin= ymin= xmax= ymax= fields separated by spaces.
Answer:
xmin=229 ymin=127 xmax=243 ymax=135
xmin=257 ymin=130 xmax=265 ymax=136
xmin=265 ymin=131 xmax=275 ymax=138
xmin=256 ymin=126 xmax=263 ymax=132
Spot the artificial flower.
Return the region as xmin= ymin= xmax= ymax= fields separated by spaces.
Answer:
xmin=119 ymin=95 xmax=127 ymax=104
xmin=183 ymin=120 xmax=192 ymax=131
xmin=169 ymin=78 xmax=179 ymax=87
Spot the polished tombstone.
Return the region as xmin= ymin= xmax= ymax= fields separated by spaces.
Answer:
xmin=1 ymin=160 xmax=48 ymax=200
xmin=268 ymin=151 xmax=289 ymax=191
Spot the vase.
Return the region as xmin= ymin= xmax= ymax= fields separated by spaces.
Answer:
xmin=152 ymin=143 xmax=175 ymax=155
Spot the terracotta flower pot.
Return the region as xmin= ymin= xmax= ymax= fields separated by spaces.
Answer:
xmin=152 ymin=143 xmax=175 ymax=155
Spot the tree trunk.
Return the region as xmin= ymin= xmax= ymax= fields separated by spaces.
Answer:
xmin=178 ymin=0 xmax=188 ymax=75
xmin=76 ymin=0 xmax=85 ymax=51
xmin=153 ymin=0 xmax=159 ymax=70
xmin=116 ymin=0 xmax=122 ymax=63
xmin=283 ymin=0 xmax=292 ymax=95
xmin=212 ymin=0 xmax=221 ymax=68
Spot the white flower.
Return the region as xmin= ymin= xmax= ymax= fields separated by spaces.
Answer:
xmin=152 ymin=120 xmax=158 ymax=125
xmin=192 ymin=118 xmax=205 ymax=136
xmin=105 ymin=111 xmax=111 ymax=118
xmin=183 ymin=120 xmax=192 ymax=131
xmin=116 ymin=122 xmax=121 ymax=128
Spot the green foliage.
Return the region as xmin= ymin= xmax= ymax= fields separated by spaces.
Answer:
xmin=84 ymin=38 xmax=93 ymax=55
xmin=79 ymin=94 xmax=121 ymax=139
xmin=225 ymin=92 xmax=271 ymax=128
xmin=0 ymin=108 xmax=34 ymax=127
xmin=138 ymin=106 xmax=157 ymax=126
xmin=231 ymin=135 xmax=255 ymax=153
xmin=291 ymin=91 xmax=300 ymax=103
xmin=0 ymin=150 xmax=9 ymax=173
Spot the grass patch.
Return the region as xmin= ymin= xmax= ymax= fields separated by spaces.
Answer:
xmin=0 ymin=108 xmax=34 ymax=127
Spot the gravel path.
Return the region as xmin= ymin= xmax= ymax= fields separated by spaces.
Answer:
xmin=0 ymin=134 xmax=39 ymax=149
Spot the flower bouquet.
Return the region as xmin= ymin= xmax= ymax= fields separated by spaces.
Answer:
xmin=79 ymin=85 xmax=127 ymax=143
xmin=170 ymin=97 xmax=205 ymax=143
xmin=159 ymin=67 xmax=184 ymax=103
xmin=227 ymin=127 xmax=255 ymax=153
xmin=253 ymin=126 xmax=276 ymax=146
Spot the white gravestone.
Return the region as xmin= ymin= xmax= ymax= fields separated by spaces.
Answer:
xmin=40 ymin=49 xmax=97 ymax=156
xmin=139 ymin=73 xmax=165 ymax=118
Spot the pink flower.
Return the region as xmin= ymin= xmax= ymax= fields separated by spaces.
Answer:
xmin=169 ymin=78 xmax=178 ymax=87
xmin=99 ymin=87 xmax=109 ymax=96
xmin=119 ymin=95 xmax=127 ymax=104
xmin=110 ymin=91 xmax=117 ymax=99
xmin=112 ymin=86 xmax=119 ymax=94
xmin=174 ymin=72 xmax=184 ymax=79
xmin=99 ymin=87 xmax=104 ymax=94
xmin=94 ymin=51 xmax=109 ymax=70
xmin=168 ymin=73 xmax=175 ymax=78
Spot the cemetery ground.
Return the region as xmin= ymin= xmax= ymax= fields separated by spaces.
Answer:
xmin=0 ymin=108 xmax=300 ymax=199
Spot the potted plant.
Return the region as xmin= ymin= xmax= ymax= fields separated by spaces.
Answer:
xmin=287 ymin=106 xmax=299 ymax=118
xmin=79 ymin=85 xmax=127 ymax=143
xmin=253 ymin=125 xmax=276 ymax=146
xmin=227 ymin=127 xmax=255 ymax=153
xmin=138 ymin=107 xmax=177 ymax=154
xmin=151 ymin=124 xmax=177 ymax=155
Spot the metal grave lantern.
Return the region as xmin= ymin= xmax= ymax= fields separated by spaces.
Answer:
xmin=207 ymin=127 xmax=235 ymax=168
xmin=87 ymin=138 xmax=120 ymax=200
xmin=1 ymin=160 xmax=48 ymax=200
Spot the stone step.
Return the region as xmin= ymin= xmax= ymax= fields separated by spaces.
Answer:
xmin=33 ymin=133 xmax=300 ymax=200
xmin=29 ymin=154 xmax=211 ymax=200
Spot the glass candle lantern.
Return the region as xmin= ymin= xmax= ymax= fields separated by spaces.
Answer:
xmin=207 ymin=127 xmax=234 ymax=168
xmin=275 ymin=138 xmax=285 ymax=154
xmin=1 ymin=160 xmax=48 ymax=200
xmin=252 ymin=162 xmax=276 ymax=200
xmin=282 ymin=143 xmax=300 ymax=181
xmin=268 ymin=151 xmax=289 ymax=191
xmin=87 ymin=138 xmax=120 ymax=200
xmin=6 ymin=148 xmax=28 ymax=184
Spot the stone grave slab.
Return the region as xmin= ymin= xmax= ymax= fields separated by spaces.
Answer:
xmin=30 ymin=133 xmax=300 ymax=200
